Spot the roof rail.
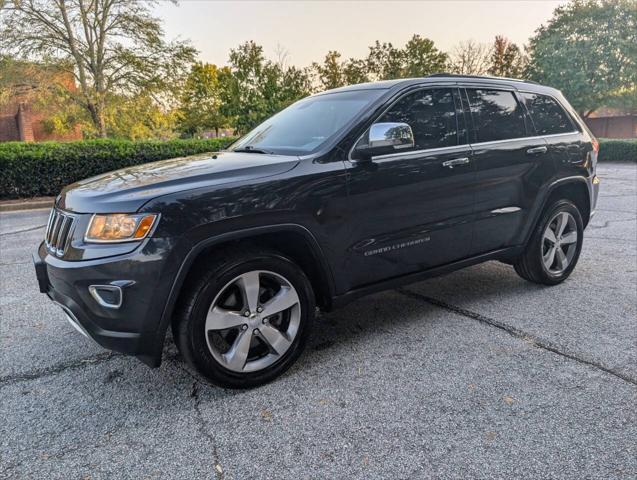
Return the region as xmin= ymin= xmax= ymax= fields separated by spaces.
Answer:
xmin=427 ymin=73 xmax=539 ymax=85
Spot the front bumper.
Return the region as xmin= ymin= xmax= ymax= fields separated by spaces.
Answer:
xmin=33 ymin=237 xmax=185 ymax=366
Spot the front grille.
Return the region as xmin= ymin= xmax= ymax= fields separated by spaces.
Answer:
xmin=44 ymin=208 xmax=76 ymax=257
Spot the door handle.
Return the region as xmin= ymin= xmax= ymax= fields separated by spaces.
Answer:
xmin=526 ymin=146 xmax=548 ymax=155
xmin=442 ymin=157 xmax=470 ymax=169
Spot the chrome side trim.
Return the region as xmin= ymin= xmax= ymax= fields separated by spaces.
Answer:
xmin=491 ymin=207 xmax=521 ymax=214
xmin=370 ymin=144 xmax=470 ymax=162
xmin=469 ymin=132 xmax=578 ymax=149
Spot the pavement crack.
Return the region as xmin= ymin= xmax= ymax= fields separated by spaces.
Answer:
xmin=190 ymin=379 xmax=224 ymax=480
xmin=0 ymin=224 xmax=47 ymax=236
xmin=0 ymin=351 xmax=122 ymax=388
xmin=396 ymin=288 xmax=637 ymax=386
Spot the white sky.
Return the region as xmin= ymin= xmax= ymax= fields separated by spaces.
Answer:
xmin=154 ymin=0 xmax=565 ymax=67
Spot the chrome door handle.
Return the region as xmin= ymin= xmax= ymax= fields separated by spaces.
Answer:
xmin=442 ymin=157 xmax=470 ymax=169
xmin=526 ymin=146 xmax=548 ymax=155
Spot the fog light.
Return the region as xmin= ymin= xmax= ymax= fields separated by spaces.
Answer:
xmin=89 ymin=285 xmax=123 ymax=309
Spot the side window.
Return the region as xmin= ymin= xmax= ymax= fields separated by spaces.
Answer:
xmin=520 ymin=92 xmax=574 ymax=135
xmin=466 ymin=89 xmax=526 ymax=142
xmin=378 ymin=88 xmax=457 ymax=150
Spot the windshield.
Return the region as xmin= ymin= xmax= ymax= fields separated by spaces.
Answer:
xmin=230 ymin=89 xmax=385 ymax=156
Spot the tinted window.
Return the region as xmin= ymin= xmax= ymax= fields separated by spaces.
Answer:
xmin=520 ymin=93 xmax=574 ymax=135
xmin=231 ymin=89 xmax=384 ymax=156
xmin=378 ymin=88 xmax=457 ymax=150
xmin=466 ymin=89 xmax=526 ymax=142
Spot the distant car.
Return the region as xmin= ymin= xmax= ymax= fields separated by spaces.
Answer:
xmin=34 ymin=75 xmax=600 ymax=388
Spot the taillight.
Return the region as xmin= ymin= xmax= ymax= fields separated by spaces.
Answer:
xmin=591 ymin=137 xmax=599 ymax=153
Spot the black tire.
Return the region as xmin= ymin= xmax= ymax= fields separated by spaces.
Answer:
xmin=173 ymin=247 xmax=315 ymax=389
xmin=514 ymin=199 xmax=584 ymax=285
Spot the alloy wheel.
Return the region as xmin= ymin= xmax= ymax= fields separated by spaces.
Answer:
xmin=542 ymin=211 xmax=578 ymax=275
xmin=204 ymin=270 xmax=301 ymax=373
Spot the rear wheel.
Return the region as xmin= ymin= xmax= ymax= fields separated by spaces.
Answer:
xmin=174 ymin=248 xmax=315 ymax=388
xmin=514 ymin=199 xmax=584 ymax=285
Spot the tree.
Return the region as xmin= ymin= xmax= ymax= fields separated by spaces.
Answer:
xmin=488 ymin=36 xmax=527 ymax=78
xmin=0 ymin=0 xmax=196 ymax=137
xmin=177 ymin=62 xmax=228 ymax=137
xmin=342 ymin=58 xmax=369 ymax=85
xmin=366 ymin=41 xmax=404 ymax=80
xmin=366 ymin=36 xmax=447 ymax=80
xmin=527 ymin=0 xmax=636 ymax=117
xmin=221 ymin=41 xmax=311 ymax=133
xmin=402 ymin=35 xmax=448 ymax=77
xmin=449 ymin=40 xmax=492 ymax=75
xmin=104 ymin=94 xmax=176 ymax=140
xmin=312 ymin=51 xmax=369 ymax=89
xmin=313 ymin=51 xmax=345 ymax=90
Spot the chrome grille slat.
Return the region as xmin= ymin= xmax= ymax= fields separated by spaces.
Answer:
xmin=44 ymin=208 xmax=76 ymax=257
xmin=56 ymin=216 xmax=71 ymax=253
xmin=50 ymin=212 xmax=63 ymax=248
xmin=45 ymin=209 xmax=55 ymax=243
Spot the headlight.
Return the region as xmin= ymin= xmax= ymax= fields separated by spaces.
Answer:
xmin=85 ymin=213 xmax=158 ymax=243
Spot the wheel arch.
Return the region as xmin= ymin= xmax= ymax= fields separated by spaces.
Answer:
xmin=545 ymin=177 xmax=591 ymax=228
xmin=146 ymin=224 xmax=335 ymax=367
xmin=522 ymin=176 xmax=592 ymax=247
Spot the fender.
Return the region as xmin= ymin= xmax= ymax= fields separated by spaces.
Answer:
xmin=141 ymin=223 xmax=335 ymax=367
xmin=519 ymin=175 xmax=592 ymax=247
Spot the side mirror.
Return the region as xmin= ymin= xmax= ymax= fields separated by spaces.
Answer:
xmin=354 ymin=122 xmax=415 ymax=160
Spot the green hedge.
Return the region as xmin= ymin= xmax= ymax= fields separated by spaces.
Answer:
xmin=0 ymin=137 xmax=236 ymax=199
xmin=598 ymin=138 xmax=637 ymax=163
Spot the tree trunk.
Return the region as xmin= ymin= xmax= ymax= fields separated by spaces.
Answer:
xmin=87 ymin=102 xmax=107 ymax=138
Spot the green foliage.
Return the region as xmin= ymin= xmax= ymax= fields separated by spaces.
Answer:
xmin=313 ymin=35 xmax=447 ymax=89
xmin=177 ymin=62 xmax=229 ymax=137
xmin=220 ymin=41 xmax=312 ymax=134
xmin=401 ymin=35 xmax=448 ymax=78
xmin=487 ymin=36 xmax=527 ymax=78
xmin=0 ymin=138 xmax=236 ymax=199
xmin=312 ymin=51 xmax=370 ymax=90
xmin=527 ymin=0 xmax=637 ymax=117
xmin=598 ymin=138 xmax=637 ymax=162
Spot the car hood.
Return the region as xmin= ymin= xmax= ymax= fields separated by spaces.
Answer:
xmin=57 ymin=151 xmax=300 ymax=213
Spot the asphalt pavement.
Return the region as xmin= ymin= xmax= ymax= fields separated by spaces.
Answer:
xmin=1 ymin=162 xmax=635 ymax=479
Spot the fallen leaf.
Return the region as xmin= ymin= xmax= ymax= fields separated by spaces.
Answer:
xmin=260 ymin=408 xmax=273 ymax=421
xmin=503 ymin=395 xmax=515 ymax=405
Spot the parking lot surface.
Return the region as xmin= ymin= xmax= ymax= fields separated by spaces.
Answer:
xmin=1 ymin=162 xmax=635 ymax=479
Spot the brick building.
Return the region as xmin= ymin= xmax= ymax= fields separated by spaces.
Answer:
xmin=0 ymin=68 xmax=83 ymax=142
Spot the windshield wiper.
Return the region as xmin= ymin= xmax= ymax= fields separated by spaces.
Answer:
xmin=233 ymin=146 xmax=272 ymax=154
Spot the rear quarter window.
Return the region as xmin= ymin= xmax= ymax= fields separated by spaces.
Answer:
xmin=520 ymin=92 xmax=575 ymax=135
xmin=466 ymin=89 xmax=527 ymax=143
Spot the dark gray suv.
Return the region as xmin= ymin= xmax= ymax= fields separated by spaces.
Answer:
xmin=34 ymin=75 xmax=600 ymax=388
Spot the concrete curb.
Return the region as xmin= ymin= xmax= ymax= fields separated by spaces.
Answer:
xmin=0 ymin=198 xmax=54 ymax=213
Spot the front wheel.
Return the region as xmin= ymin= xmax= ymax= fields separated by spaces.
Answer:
xmin=514 ymin=199 xmax=584 ymax=285
xmin=174 ymin=248 xmax=315 ymax=389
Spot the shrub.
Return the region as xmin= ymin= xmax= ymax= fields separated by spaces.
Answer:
xmin=0 ymin=137 xmax=236 ymax=199
xmin=598 ymin=138 xmax=637 ymax=163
